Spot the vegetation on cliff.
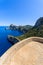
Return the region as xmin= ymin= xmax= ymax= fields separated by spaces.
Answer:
xmin=9 ymin=24 xmax=32 ymax=33
xmin=17 ymin=17 xmax=43 ymax=40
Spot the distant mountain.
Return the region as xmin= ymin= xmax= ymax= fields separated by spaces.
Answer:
xmin=17 ymin=25 xmax=32 ymax=33
xmin=18 ymin=17 xmax=43 ymax=40
xmin=9 ymin=24 xmax=32 ymax=33
xmin=34 ymin=17 xmax=43 ymax=27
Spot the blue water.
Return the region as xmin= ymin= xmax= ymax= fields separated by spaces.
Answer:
xmin=0 ymin=26 xmax=23 ymax=56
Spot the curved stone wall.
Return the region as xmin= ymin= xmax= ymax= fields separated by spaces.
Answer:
xmin=0 ymin=37 xmax=43 ymax=65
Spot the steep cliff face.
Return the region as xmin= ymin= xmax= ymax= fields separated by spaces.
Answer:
xmin=35 ymin=17 xmax=43 ymax=27
xmin=18 ymin=17 xmax=43 ymax=40
xmin=9 ymin=24 xmax=32 ymax=33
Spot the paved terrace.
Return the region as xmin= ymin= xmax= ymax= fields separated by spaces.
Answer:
xmin=0 ymin=37 xmax=43 ymax=65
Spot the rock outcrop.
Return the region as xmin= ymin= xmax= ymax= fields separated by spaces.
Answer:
xmin=35 ymin=17 xmax=43 ymax=27
xmin=7 ymin=35 xmax=20 ymax=45
xmin=18 ymin=17 xmax=43 ymax=40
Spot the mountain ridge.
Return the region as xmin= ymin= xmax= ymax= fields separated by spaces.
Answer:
xmin=34 ymin=17 xmax=43 ymax=27
xmin=17 ymin=17 xmax=43 ymax=40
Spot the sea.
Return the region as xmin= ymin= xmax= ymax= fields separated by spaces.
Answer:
xmin=0 ymin=26 xmax=23 ymax=56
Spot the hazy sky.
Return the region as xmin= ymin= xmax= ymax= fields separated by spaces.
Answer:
xmin=0 ymin=0 xmax=43 ymax=26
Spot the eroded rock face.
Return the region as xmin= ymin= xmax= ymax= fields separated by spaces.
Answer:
xmin=0 ymin=37 xmax=43 ymax=65
xmin=35 ymin=17 xmax=43 ymax=27
xmin=7 ymin=35 xmax=20 ymax=45
xmin=9 ymin=24 xmax=17 ymax=30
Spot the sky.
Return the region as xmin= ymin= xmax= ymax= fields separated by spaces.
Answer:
xmin=0 ymin=0 xmax=43 ymax=26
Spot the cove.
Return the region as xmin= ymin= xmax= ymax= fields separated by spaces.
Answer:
xmin=0 ymin=26 xmax=23 ymax=56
